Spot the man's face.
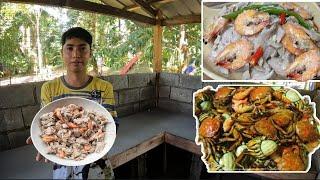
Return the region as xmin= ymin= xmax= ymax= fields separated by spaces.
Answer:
xmin=62 ymin=37 xmax=91 ymax=73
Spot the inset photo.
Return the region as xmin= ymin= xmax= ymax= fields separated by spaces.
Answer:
xmin=202 ymin=2 xmax=320 ymax=81
xmin=193 ymin=84 xmax=320 ymax=172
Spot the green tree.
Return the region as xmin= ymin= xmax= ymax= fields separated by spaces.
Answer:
xmin=1 ymin=3 xmax=200 ymax=78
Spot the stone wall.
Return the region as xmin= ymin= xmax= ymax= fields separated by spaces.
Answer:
xmin=158 ymin=73 xmax=320 ymax=116
xmin=1 ymin=72 xmax=320 ymax=151
xmin=0 ymin=73 xmax=156 ymax=151
xmin=158 ymin=73 xmax=224 ymax=114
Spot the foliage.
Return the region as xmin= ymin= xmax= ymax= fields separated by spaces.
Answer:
xmin=0 ymin=4 xmax=34 ymax=75
xmin=1 ymin=2 xmax=200 ymax=78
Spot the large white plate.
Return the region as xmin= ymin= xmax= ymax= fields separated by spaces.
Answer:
xmin=30 ymin=97 xmax=116 ymax=166
xmin=202 ymin=2 xmax=320 ymax=81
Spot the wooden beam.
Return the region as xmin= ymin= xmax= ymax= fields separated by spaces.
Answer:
xmin=153 ymin=23 xmax=162 ymax=73
xmin=109 ymin=132 xmax=164 ymax=169
xmin=114 ymin=0 xmax=127 ymax=7
xmin=189 ymin=154 xmax=202 ymax=180
xmin=164 ymin=133 xmax=201 ymax=155
xmin=146 ymin=0 xmax=173 ymax=3
xmin=257 ymin=172 xmax=317 ymax=179
xmin=125 ymin=0 xmax=175 ymax=11
xmin=107 ymin=130 xmax=316 ymax=180
xmin=161 ymin=15 xmax=200 ymax=26
xmin=131 ymin=0 xmax=157 ymax=17
xmin=4 ymin=0 xmax=156 ymax=25
xmin=99 ymin=0 xmax=125 ymax=9
xmin=153 ymin=10 xmax=163 ymax=73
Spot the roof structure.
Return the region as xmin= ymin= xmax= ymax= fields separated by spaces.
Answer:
xmin=3 ymin=0 xmax=201 ymax=26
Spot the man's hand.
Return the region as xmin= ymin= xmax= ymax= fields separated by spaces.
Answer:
xmin=26 ymin=136 xmax=50 ymax=163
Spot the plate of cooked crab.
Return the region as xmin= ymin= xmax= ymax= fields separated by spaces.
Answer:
xmin=203 ymin=2 xmax=320 ymax=81
xmin=30 ymin=97 xmax=117 ymax=166
xmin=194 ymin=85 xmax=320 ymax=172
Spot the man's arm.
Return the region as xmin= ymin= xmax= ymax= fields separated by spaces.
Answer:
xmin=40 ymin=82 xmax=51 ymax=107
xmin=102 ymin=84 xmax=119 ymax=132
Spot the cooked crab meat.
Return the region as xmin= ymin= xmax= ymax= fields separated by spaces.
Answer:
xmin=254 ymin=118 xmax=278 ymax=139
xmin=43 ymin=126 xmax=56 ymax=135
xmin=39 ymin=104 xmax=109 ymax=160
xmin=199 ymin=117 xmax=222 ymax=139
xmin=73 ymin=117 xmax=90 ymax=125
xmin=296 ymin=119 xmax=319 ymax=142
xmin=277 ymin=145 xmax=306 ymax=171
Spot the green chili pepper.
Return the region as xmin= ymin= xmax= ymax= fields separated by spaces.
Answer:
xmin=222 ymin=4 xmax=279 ymax=20
xmin=222 ymin=4 xmax=313 ymax=30
xmin=286 ymin=11 xmax=313 ymax=29
xmin=259 ymin=7 xmax=312 ymax=29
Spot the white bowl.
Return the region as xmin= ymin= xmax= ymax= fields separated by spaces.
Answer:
xmin=30 ymin=97 xmax=116 ymax=166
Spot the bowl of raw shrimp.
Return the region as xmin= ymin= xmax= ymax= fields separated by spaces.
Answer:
xmin=30 ymin=97 xmax=117 ymax=166
xmin=203 ymin=2 xmax=320 ymax=81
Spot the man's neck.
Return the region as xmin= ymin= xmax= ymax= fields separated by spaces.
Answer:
xmin=64 ymin=72 xmax=90 ymax=88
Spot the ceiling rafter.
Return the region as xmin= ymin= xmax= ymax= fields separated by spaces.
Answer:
xmin=99 ymin=0 xmax=125 ymax=9
xmin=125 ymin=0 xmax=175 ymax=11
xmin=114 ymin=0 xmax=127 ymax=8
xmin=161 ymin=14 xmax=200 ymax=26
xmin=131 ymin=0 xmax=157 ymax=17
xmin=4 ymin=0 xmax=156 ymax=25
xmin=4 ymin=0 xmax=201 ymax=26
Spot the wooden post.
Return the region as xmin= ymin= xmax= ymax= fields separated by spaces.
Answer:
xmin=153 ymin=12 xmax=163 ymax=73
xmin=137 ymin=154 xmax=147 ymax=178
xmin=163 ymin=143 xmax=167 ymax=175
xmin=189 ymin=154 xmax=202 ymax=180
xmin=153 ymin=11 xmax=163 ymax=108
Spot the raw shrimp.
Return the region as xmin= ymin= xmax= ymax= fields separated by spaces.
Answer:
xmin=282 ymin=23 xmax=316 ymax=56
xmin=287 ymin=49 xmax=320 ymax=81
xmin=215 ymin=39 xmax=253 ymax=70
xmin=235 ymin=10 xmax=270 ymax=36
xmin=203 ymin=17 xmax=229 ymax=44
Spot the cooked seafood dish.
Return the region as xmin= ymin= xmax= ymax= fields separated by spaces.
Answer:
xmin=39 ymin=104 xmax=108 ymax=160
xmin=204 ymin=2 xmax=320 ymax=81
xmin=194 ymin=86 xmax=320 ymax=171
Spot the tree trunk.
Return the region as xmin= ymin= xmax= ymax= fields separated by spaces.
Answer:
xmin=26 ymin=26 xmax=35 ymax=74
xmin=178 ymin=24 xmax=190 ymax=74
xmin=30 ymin=23 xmax=38 ymax=73
xmin=91 ymin=13 xmax=98 ymax=75
xmin=35 ymin=7 xmax=43 ymax=74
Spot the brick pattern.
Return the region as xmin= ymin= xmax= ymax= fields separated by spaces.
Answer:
xmin=3 ymin=73 xmax=320 ymax=152
xmin=0 ymin=84 xmax=36 ymax=108
xmin=158 ymin=73 xmax=201 ymax=114
xmin=22 ymin=105 xmax=41 ymax=127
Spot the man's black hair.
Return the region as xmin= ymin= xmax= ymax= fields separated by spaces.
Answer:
xmin=61 ymin=27 xmax=92 ymax=48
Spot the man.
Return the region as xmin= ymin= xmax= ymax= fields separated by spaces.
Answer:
xmin=26 ymin=27 xmax=119 ymax=179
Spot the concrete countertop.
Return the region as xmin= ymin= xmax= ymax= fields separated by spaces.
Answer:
xmin=0 ymin=109 xmax=195 ymax=179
